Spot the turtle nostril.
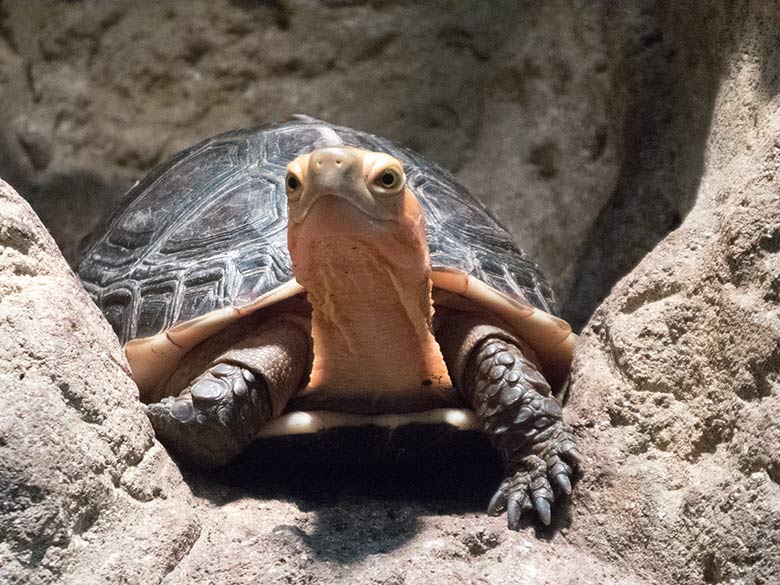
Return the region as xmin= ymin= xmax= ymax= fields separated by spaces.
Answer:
xmin=335 ymin=159 xmax=342 ymax=165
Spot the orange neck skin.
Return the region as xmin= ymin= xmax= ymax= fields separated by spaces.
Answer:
xmin=287 ymin=189 xmax=452 ymax=412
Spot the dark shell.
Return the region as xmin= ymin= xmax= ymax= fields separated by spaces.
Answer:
xmin=79 ymin=117 xmax=557 ymax=344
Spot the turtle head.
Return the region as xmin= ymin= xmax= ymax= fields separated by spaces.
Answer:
xmin=285 ymin=146 xmax=407 ymax=225
xmin=283 ymin=146 xmax=450 ymax=404
xmin=284 ymin=146 xmax=428 ymax=271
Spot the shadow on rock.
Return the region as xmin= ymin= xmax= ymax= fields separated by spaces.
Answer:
xmin=562 ymin=3 xmax=731 ymax=330
xmin=175 ymin=427 xmax=516 ymax=563
xmin=23 ymin=169 xmax=131 ymax=266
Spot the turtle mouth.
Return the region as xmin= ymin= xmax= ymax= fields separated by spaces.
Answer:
xmin=290 ymin=183 xmax=399 ymax=225
xmin=289 ymin=194 xmax=424 ymax=276
xmin=294 ymin=192 xmax=375 ymax=225
xmin=302 ymin=193 xmax=387 ymax=228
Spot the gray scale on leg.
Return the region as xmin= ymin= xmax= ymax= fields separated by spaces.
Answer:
xmin=433 ymin=310 xmax=581 ymax=529
xmin=146 ymin=362 xmax=272 ymax=468
xmin=496 ymin=351 xmax=515 ymax=367
xmin=145 ymin=316 xmax=311 ymax=468
xmin=464 ymin=335 xmax=581 ymax=529
xmin=481 ymin=342 xmax=502 ymax=358
xmin=484 ymin=381 xmax=504 ymax=398
xmin=489 ymin=365 xmax=506 ymax=381
xmin=499 ymin=384 xmax=523 ymax=406
xmin=478 ymin=359 xmax=494 ymax=377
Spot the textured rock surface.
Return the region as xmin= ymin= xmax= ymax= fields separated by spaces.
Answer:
xmin=0 ymin=176 xmax=648 ymax=585
xmin=0 ymin=180 xmax=199 ymax=585
xmin=567 ymin=2 xmax=780 ymax=583
xmin=562 ymin=2 xmax=722 ymax=327
xmin=156 ymin=461 xmax=651 ymax=585
xmin=2 ymin=1 xmax=780 ymax=584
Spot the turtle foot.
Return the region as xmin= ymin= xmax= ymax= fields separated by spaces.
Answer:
xmin=146 ymin=363 xmax=271 ymax=468
xmin=486 ymin=423 xmax=581 ymax=529
xmin=462 ymin=334 xmax=582 ymax=529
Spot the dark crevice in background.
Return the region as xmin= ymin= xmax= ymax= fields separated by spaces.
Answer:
xmin=562 ymin=2 xmax=731 ymax=330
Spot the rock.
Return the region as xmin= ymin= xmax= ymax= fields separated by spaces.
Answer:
xmin=0 ymin=175 xmax=651 ymax=585
xmin=567 ymin=3 xmax=780 ymax=583
xmin=457 ymin=2 xmax=620 ymax=309
xmin=2 ymin=1 xmax=780 ymax=584
xmin=0 ymin=180 xmax=199 ymax=585
xmin=562 ymin=2 xmax=726 ymax=327
xmin=159 ymin=476 xmax=651 ymax=585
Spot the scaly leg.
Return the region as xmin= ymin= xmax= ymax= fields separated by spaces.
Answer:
xmin=146 ymin=316 xmax=311 ymax=468
xmin=436 ymin=310 xmax=581 ymax=529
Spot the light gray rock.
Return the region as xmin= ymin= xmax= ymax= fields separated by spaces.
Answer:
xmin=1 ymin=1 xmax=780 ymax=584
xmin=160 ymin=486 xmax=652 ymax=585
xmin=0 ymin=180 xmax=199 ymax=585
xmin=562 ymin=2 xmax=727 ymax=327
xmin=458 ymin=2 xmax=620 ymax=311
xmin=566 ymin=3 xmax=780 ymax=582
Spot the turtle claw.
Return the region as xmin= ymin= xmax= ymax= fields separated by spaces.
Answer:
xmin=490 ymin=426 xmax=580 ymax=530
xmin=549 ymin=455 xmax=574 ymax=494
xmin=146 ymin=363 xmax=269 ymax=468
xmin=554 ymin=472 xmax=572 ymax=495
xmin=487 ymin=488 xmax=507 ymax=516
xmin=533 ymin=495 xmax=552 ymax=526
xmin=507 ymin=493 xmax=531 ymax=529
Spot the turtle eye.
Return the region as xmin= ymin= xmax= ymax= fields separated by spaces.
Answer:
xmin=286 ymin=173 xmax=302 ymax=197
xmin=380 ymin=170 xmax=397 ymax=187
xmin=373 ymin=167 xmax=403 ymax=193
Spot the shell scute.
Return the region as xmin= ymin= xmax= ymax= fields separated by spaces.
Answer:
xmin=80 ymin=117 xmax=560 ymax=357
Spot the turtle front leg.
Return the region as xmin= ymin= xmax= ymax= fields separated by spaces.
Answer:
xmin=436 ymin=311 xmax=581 ymax=529
xmin=146 ymin=316 xmax=311 ymax=468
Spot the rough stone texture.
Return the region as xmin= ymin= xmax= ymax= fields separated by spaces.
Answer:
xmin=0 ymin=0 xmax=620 ymax=311
xmin=563 ymin=2 xmax=725 ymax=327
xmin=0 ymin=180 xmax=199 ymax=584
xmin=0 ymin=176 xmax=649 ymax=585
xmin=156 ymin=461 xmax=652 ymax=585
xmin=567 ymin=2 xmax=780 ymax=583
xmin=2 ymin=1 xmax=780 ymax=584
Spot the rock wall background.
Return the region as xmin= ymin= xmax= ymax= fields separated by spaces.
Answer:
xmin=2 ymin=1 xmax=780 ymax=584
xmin=567 ymin=2 xmax=780 ymax=582
xmin=1 ymin=0 xmax=669 ymax=328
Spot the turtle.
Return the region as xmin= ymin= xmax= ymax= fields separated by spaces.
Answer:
xmin=78 ymin=115 xmax=581 ymax=529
